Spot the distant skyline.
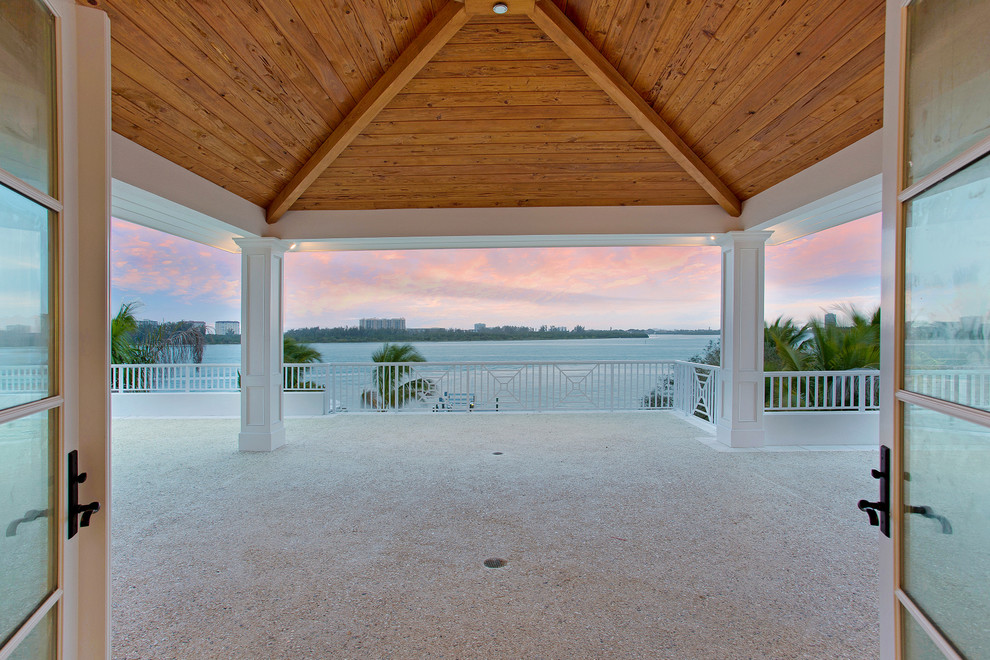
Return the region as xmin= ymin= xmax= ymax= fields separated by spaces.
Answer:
xmin=110 ymin=213 xmax=880 ymax=330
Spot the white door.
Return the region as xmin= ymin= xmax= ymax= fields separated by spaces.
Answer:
xmin=883 ymin=0 xmax=990 ymax=658
xmin=1 ymin=1 xmax=111 ymax=658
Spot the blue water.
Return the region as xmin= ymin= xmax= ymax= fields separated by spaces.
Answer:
xmin=202 ymin=335 xmax=716 ymax=364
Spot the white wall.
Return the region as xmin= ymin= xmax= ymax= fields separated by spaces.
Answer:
xmin=112 ymin=392 xmax=326 ymax=418
xmin=764 ymin=411 xmax=879 ymax=446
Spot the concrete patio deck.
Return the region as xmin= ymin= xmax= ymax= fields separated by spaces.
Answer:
xmin=110 ymin=413 xmax=880 ymax=659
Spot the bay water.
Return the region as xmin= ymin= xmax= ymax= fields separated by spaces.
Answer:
xmin=202 ymin=335 xmax=716 ymax=364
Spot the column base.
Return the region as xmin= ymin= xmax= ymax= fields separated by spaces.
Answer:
xmin=238 ymin=426 xmax=286 ymax=452
xmin=716 ymin=424 xmax=765 ymax=448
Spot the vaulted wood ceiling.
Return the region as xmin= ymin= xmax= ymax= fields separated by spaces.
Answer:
xmin=84 ymin=0 xmax=884 ymax=222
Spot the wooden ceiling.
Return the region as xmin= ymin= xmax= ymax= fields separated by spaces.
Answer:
xmin=85 ymin=0 xmax=885 ymax=222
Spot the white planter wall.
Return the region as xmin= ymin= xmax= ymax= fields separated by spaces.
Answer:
xmin=112 ymin=392 xmax=325 ymax=418
xmin=763 ymin=411 xmax=879 ymax=446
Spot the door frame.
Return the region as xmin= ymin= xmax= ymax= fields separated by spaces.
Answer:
xmin=52 ymin=1 xmax=113 ymax=658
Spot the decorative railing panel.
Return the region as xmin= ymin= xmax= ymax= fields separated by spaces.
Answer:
xmin=672 ymin=361 xmax=719 ymax=423
xmin=323 ymin=361 xmax=678 ymax=413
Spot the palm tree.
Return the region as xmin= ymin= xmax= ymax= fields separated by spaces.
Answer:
xmin=803 ymin=305 xmax=880 ymax=371
xmin=110 ymin=302 xmax=140 ymax=364
xmin=764 ymin=316 xmax=809 ymax=371
xmin=362 ymin=342 xmax=433 ymax=409
xmin=284 ymin=336 xmax=321 ymax=364
xmin=283 ymin=337 xmax=323 ymax=389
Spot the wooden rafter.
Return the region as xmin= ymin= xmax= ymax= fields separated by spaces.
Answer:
xmin=528 ymin=0 xmax=742 ymax=216
xmin=266 ymin=1 xmax=470 ymax=223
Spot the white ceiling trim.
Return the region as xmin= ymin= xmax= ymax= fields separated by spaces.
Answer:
xmin=111 ymin=180 xmax=257 ymax=253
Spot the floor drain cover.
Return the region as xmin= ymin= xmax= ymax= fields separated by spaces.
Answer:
xmin=483 ymin=558 xmax=507 ymax=569
xmin=492 ymin=452 xmax=503 ymax=455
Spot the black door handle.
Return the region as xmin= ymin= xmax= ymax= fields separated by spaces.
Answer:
xmin=858 ymin=445 xmax=890 ymax=538
xmin=68 ymin=450 xmax=101 ymax=539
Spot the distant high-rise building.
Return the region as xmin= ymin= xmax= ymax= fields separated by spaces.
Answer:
xmin=359 ymin=317 xmax=406 ymax=331
xmin=189 ymin=321 xmax=206 ymax=331
xmin=824 ymin=313 xmax=837 ymax=328
xmin=215 ymin=320 xmax=240 ymax=335
xmin=137 ymin=319 xmax=159 ymax=330
xmin=474 ymin=323 xmax=486 ymax=332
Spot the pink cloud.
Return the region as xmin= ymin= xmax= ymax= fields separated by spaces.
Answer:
xmin=110 ymin=213 xmax=880 ymax=330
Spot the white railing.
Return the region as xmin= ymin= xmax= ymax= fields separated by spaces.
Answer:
xmin=92 ymin=363 xmax=990 ymax=419
xmin=0 ymin=365 xmax=49 ymax=394
xmin=672 ymin=361 xmax=719 ymax=423
xmin=321 ymin=361 xmax=678 ymax=413
xmin=765 ymin=370 xmax=880 ymax=411
xmin=110 ymin=363 xmax=240 ymax=392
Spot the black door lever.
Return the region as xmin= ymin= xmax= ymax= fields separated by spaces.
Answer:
xmin=858 ymin=445 xmax=890 ymax=538
xmin=68 ymin=450 xmax=101 ymax=539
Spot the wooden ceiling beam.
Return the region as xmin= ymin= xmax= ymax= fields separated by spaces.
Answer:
xmin=528 ymin=0 xmax=742 ymax=217
xmin=266 ymin=1 xmax=470 ymax=223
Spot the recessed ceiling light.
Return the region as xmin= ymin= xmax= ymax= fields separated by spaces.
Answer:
xmin=492 ymin=2 xmax=509 ymax=14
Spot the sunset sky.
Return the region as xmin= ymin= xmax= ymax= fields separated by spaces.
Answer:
xmin=110 ymin=213 xmax=880 ymax=330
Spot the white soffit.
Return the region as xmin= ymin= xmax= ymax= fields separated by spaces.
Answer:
xmin=111 ymin=180 xmax=256 ymax=253
xmin=739 ymin=130 xmax=882 ymax=245
xmin=757 ymin=174 xmax=882 ymax=245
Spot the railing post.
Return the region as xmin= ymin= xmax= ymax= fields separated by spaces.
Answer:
xmin=859 ymin=373 xmax=866 ymax=411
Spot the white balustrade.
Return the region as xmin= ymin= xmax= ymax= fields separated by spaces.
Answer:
xmin=321 ymin=361 xmax=678 ymax=413
xmin=765 ymin=370 xmax=880 ymax=411
xmin=110 ymin=363 xmax=241 ymax=392
xmin=99 ymin=362 xmax=990 ymax=421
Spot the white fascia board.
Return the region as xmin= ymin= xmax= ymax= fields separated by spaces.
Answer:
xmin=111 ymin=132 xmax=266 ymax=239
xmin=288 ymin=233 xmax=722 ymax=251
xmin=269 ymin=203 xmax=736 ymax=250
xmin=738 ymin=130 xmax=882 ymax=244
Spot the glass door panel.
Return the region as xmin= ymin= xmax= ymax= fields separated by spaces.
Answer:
xmin=0 ymin=0 xmax=55 ymax=195
xmin=0 ymin=184 xmax=53 ymax=411
xmin=903 ymin=610 xmax=950 ymax=660
xmin=902 ymin=403 xmax=990 ymax=658
xmin=0 ymin=0 xmax=60 ymax=657
xmin=0 ymin=410 xmax=57 ymax=647
xmin=903 ymin=154 xmax=990 ymax=411
xmin=7 ymin=606 xmax=55 ymax=660
xmin=905 ymin=0 xmax=990 ymax=185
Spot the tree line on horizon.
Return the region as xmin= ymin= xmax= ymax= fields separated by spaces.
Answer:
xmin=281 ymin=325 xmax=651 ymax=343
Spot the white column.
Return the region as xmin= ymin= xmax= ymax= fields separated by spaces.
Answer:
xmin=235 ymin=238 xmax=290 ymax=452
xmin=717 ymin=231 xmax=772 ymax=448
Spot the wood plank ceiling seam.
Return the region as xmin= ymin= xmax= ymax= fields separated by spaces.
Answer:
xmin=84 ymin=0 xmax=885 ymax=217
xmin=266 ymin=1 xmax=471 ymax=221
xmin=271 ymin=0 xmax=741 ymax=220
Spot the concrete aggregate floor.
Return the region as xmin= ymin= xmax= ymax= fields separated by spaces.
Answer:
xmin=110 ymin=413 xmax=880 ymax=659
